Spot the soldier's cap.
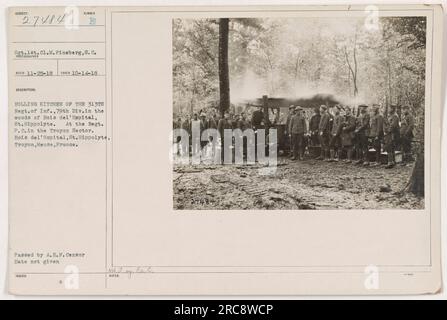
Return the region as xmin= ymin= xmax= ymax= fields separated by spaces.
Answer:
xmin=358 ymin=104 xmax=368 ymax=108
xmin=295 ymin=106 xmax=303 ymax=111
xmin=320 ymin=105 xmax=327 ymax=110
xmin=289 ymin=105 xmax=295 ymax=110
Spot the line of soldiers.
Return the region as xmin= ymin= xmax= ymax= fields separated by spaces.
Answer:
xmin=173 ymin=111 xmax=253 ymax=160
xmin=285 ymin=104 xmax=415 ymax=168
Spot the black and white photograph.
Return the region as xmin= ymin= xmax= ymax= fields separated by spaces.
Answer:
xmin=172 ymin=15 xmax=427 ymax=210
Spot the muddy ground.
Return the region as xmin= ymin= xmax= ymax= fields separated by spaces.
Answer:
xmin=173 ymin=158 xmax=424 ymax=210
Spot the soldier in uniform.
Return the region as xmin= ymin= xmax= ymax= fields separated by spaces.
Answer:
xmin=228 ymin=113 xmax=237 ymax=129
xmin=316 ymin=105 xmax=331 ymax=160
xmin=173 ymin=116 xmax=183 ymax=156
xmin=238 ymin=112 xmax=250 ymax=131
xmin=328 ymin=106 xmax=343 ymax=162
xmin=368 ymin=105 xmax=384 ymax=166
xmin=232 ymin=114 xmax=241 ymax=129
xmin=206 ymin=113 xmax=218 ymax=159
xmin=285 ymin=106 xmax=295 ymax=157
xmin=200 ymin=113 xmax=207 ymax=127
xmin=400 ymin=105 xmax=415 ymax=165
xmin=287 ymin=106 xmax=296 ymax=158
xmin=354 ymin=105 xmax=370 ymax=165
xmin=191 ymin=113 xmax=203 ymax=155
xmin=181 ymin=114 xmax=191 ymax=155
xmin=207 ymin=113 xmax=218 ymax=130
xmin=251 ymin=108 xmax=264 ymax=130
xmin=383 ymin=105 xmax=400 ymax=168
xmin=174 ymin=116 xmax=182 ymax=130
xmin=237 ymin=112 xmax=251 ymax=159
xmin=301 ymin=108 xmax=310 ymax=152
xmin=309 ymin=106 xmax=321 ymax=147
xmin=290 ymin=106 xmax=307 ymax=161
xmin=182 ymin=114 xmax=191 ymax=135
xmin=199 ymin=113 xmax=208 ymax=148
xmin=341 ymin=107 xmax=357 ymax=163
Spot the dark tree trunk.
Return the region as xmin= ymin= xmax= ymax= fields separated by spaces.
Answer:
xmin=218 ymin=18 xmax=230 ymax=116
xmin=407 ymin=150 xmax=424 ymax=196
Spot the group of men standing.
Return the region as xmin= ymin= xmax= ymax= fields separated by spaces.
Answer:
xmin=285 ymin=104 xmax=415 ymax=168
xmin=175 ymin=112 xmax=252 ymax=136
xmin=174 ymin=111 xmax=254 ymax=160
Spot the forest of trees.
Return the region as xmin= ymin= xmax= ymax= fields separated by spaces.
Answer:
xmin=173 ymin=17 xmax=426 ymax=118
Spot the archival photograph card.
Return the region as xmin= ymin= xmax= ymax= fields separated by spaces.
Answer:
xmin=7 ymin=4 xmax=443 ymax=295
